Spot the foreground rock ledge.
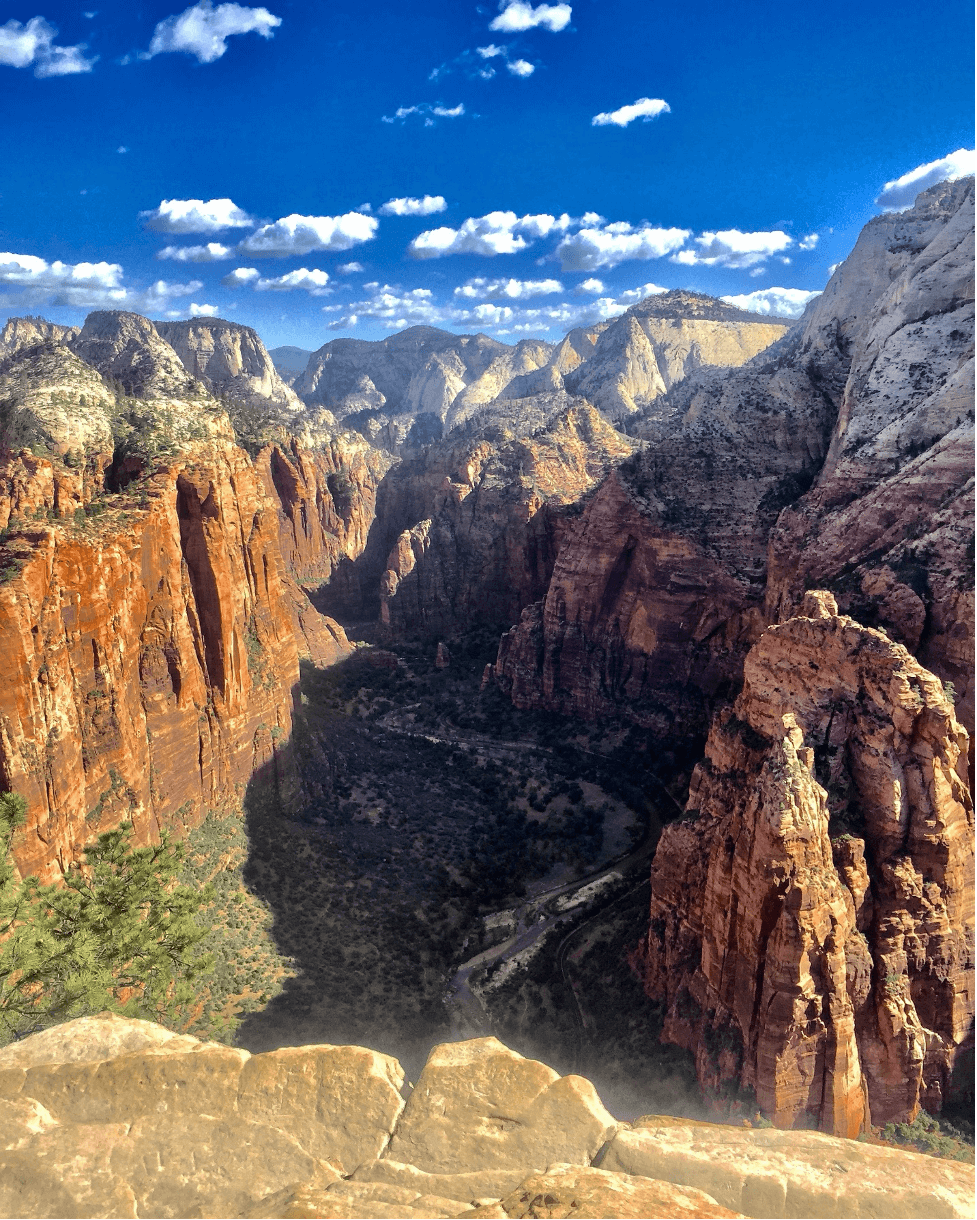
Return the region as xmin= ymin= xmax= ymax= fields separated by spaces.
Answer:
xmin=0 ymin=1014 xmax=972 ymax=1219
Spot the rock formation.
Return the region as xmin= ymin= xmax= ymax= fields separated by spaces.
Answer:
xmin=378 ymin=402 xmax=638 ymax=637
xmin=563 ymin=290 xmax=791 ymax=419
xmin=155 ymin=318 xmax=304 ymax=413
xmin=634 ymin=593 xmax=974 ymax=1135
xmin=493 ymin=179 xmax=975 ymax=750
xmin=0 ymin=316 xmax=79 ymax=359
xmin=0 ymin=1013 xmax=972 ymax=1219
xmin=0 ymin=316 xmax=360 ymax=882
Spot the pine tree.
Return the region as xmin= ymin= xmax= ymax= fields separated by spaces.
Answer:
xmin=0 ymin=793 xmax=214 ymax=1042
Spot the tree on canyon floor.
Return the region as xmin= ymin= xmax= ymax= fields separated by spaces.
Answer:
xmin=0 ymin=792 xmax=214 ymax=1043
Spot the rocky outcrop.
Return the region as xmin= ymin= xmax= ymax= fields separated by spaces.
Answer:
xmin=379 ymin=403 xmax=637 ymax=637
xmin=564 ymin=291 xmax=791 ymax=419
xmin=493 ymin=180 xmax=975 ymax=748
xmin=68 ymin=311 xmax=201 ymax=400
xmin=155 ymin=318 xmax=303 ymax=413
xmin=0 ymin=317 xmax=79 ymax=360
xmin=1 ymin=1014 xmax=972 ymax=1219
xmin=0 ymin=436 xmax=341 ymax=883
xmin=634 ymin=594 xmax=974 ymax=1135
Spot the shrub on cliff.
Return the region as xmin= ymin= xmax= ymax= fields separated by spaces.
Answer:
xmin=0 ymin=793 xmax=214 ymax=1044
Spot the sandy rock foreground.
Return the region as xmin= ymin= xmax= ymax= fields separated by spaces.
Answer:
xmin=0 ymin=1013 xmax=971 ymax=1219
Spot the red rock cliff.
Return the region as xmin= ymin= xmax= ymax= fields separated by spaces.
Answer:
xmin=635 ymin=593 xmax=974 ymax=1134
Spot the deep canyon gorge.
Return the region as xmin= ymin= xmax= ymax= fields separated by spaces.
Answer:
xmin=0 ymin=174 xmax=973 ymax=1202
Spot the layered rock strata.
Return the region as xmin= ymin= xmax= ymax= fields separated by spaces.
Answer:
xmin=0 ymin=1014 xmax=972 ymax=1220
xmin=493 ymin=178 xmax=975 ymax=747
xmin=379 ymin=403 xmax=638 ymax=637
xmin=635 ymin=593 xmax=974 ymax=1135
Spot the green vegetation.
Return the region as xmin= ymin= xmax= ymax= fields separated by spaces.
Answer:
xmin=878 ymin=1110 xmax=974 ymax=1163
xmin=0 ymin=792 xmax=213 ymax=1044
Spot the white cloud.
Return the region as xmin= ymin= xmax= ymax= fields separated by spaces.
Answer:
xmin=220 ymin=266 xmax=259 ymax=287
xmin=188 ymin=302 xmax=220 ymax=316
xmin=454 ymin=277 xmax=563 ymax=299
xmin=672 ymin=229 xmax=792 ymax=269
xmin=798 ymin=233 xmax=818 ymax=250
xmin=238 ymin=212 xmax=378 ymax=256
xmin=254 ymin=268 xmax=331 ymax=294
xmin=117 ymin=145 xmax=128 ymax=154
xmin=141 ymin=198 xmax=254 ymax=234
xmin=0 ymin=252 xmax=203 ymax=310
xmin=613 ymin=282 xmax=667 ymax=305
xmin=0 ymin=16 xmax=97 ymax=77
xmin=337 ymin=261 xmax=364 ymax=274
xmin=875 ymin=148 xmax=976 ymax=211
xmin=721 ymin=287 xmax=820 ymax=319
xmin=507 ymin=58 xmax=534 ymax=76
xmin=556 ymin=222 xmax=690 ymax=270
xmin=156 ymin=242 xmax=233 ymax=262
xmin=410 ymin=211 xmax=572 ymax=258
xmin=147 ymin=1 xmax=281 ymax=63
xmin=382 ymin=102 xmax=465 ymax=125
xmin=592 ymin=97 xmax=669 ymax=128
xmin=489 ymin=2 xmax=572 ymax=33
xmin=477 ymin=44 xmax=504 ymax=57
xmin=379 ymin=195 xmax=447 ymax=216
xmin=574 ymin=278 xmax=604 ymax=294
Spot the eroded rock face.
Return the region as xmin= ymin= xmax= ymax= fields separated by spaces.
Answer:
xmin=0 ymin=437 xmax=346 ymax=882
xmin=155 ymin=318 xmax=304 ymax=413
xmin=634 ymin=597 xmax=974 ymax=1134
xmin=2 ymin=1016 xmax=971 ymax=1220
xmin=68 ymin=311 xmax=200 ymax=400
xmin=379 ymin=403 xmax=638 ymax=637
xmin=0 ymin=317 xmax=79 ymax=360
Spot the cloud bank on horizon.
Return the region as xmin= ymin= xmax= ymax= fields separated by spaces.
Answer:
xmin=0 ymin=0 xmax=971 ymax=341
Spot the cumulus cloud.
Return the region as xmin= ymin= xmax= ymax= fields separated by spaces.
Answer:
xmin=613 ymin=282 xmax=668 ymax=305
xmin=875 ymin=148 xmax=976 ymax=211
xmin=574 ymin=278 xmax=604 ymax=294
xmin=672 ymin=229 xmax=792 ymax=269
xmin=379 ymin=195 xmax=447 ymax=217
xmin=798 ymin=233 xmax=818 ymax=250
xmin=0 ymin=16 xmax=97 ymax=77
xmin=720 ymin=287 xmax=820 ymax=319
xmin=220 ymin=266 xmax=259 ymax=287
xmin=254 ymin=268 xmax=330 ymax=294
xmin=337 ymin=261 xmax=364 ymax=274
xmin=489 ymin=2 xmax=572 ymax=33
xmin=453 ymin=277 xmax=563 ymax=299
xmin=156 ymin=242 xmax=233 ymax=262
xmin=477 ymin=43 xmax=504 ymax=58
xmin=141 ymin=198 xmax=254 ymax=234
xmin=556 ymin=222 xmax=690 ymax=270
xmin=592 ymin=97 xmax=669 ymax=128
xmin=147 ymin=1 xmax=280 ymax=63
xmin=507 ymin=58 xmax=534 ymax=76
xmin=0 ymin=252 xmax=202 ymax=310
xmin=188 ymin=302 xmax=219 ymax=316
xmin=382 ymin=102 xmax=465 ymax=125
xmin=410 ymin=211 xmax=572 ymax=258
xmin=238 ymin=212 xmax=378 ymax=256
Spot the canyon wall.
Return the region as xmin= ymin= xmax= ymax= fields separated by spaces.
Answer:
xmin=494 ymin=179 xmax=975 ymax=747
xmin=634 ymin=592 xmax=974 ymax=1135
xmin=0 ymin=312 xmax=358 ymax=883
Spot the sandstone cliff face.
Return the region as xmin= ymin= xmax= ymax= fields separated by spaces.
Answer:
xmin=0 ymin=317 xmax=79 ymax=359
xmin=155 ymin=318 xmax=303 ymax=413
xmin=494 ymin=180 xmax=975 ymax=747
xmin=378 ymin=403 xmax=637 ymax=637
xmin=766 ymin=176 xmax=976 ymax=731
xmin=635 ymin=593 xmax=974 ymax=1135
xmin=1 ymin=1014 xmax=972 ymax=1220
xmin=0 ymin=437 xmax=327 ymax=883
xmin=68 ymin=311 xmax=201 ymax=400
xmin=564 ymin=291 xmax=791 ymax=419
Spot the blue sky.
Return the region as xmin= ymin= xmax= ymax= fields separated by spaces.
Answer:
xmin=0 ymin=0 xmax=973 ymax=350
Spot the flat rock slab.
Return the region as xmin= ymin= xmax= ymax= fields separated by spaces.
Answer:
xmin=603 ymin=1122 xmax=976 ymax=1219
xmin=457 ymin=1164 xmax=745 ymax=1219
xmin=243 ymin=1179 xmax=474 ymax=1218
xmin=383 ymin=1037 xmax=619 ymax=1176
